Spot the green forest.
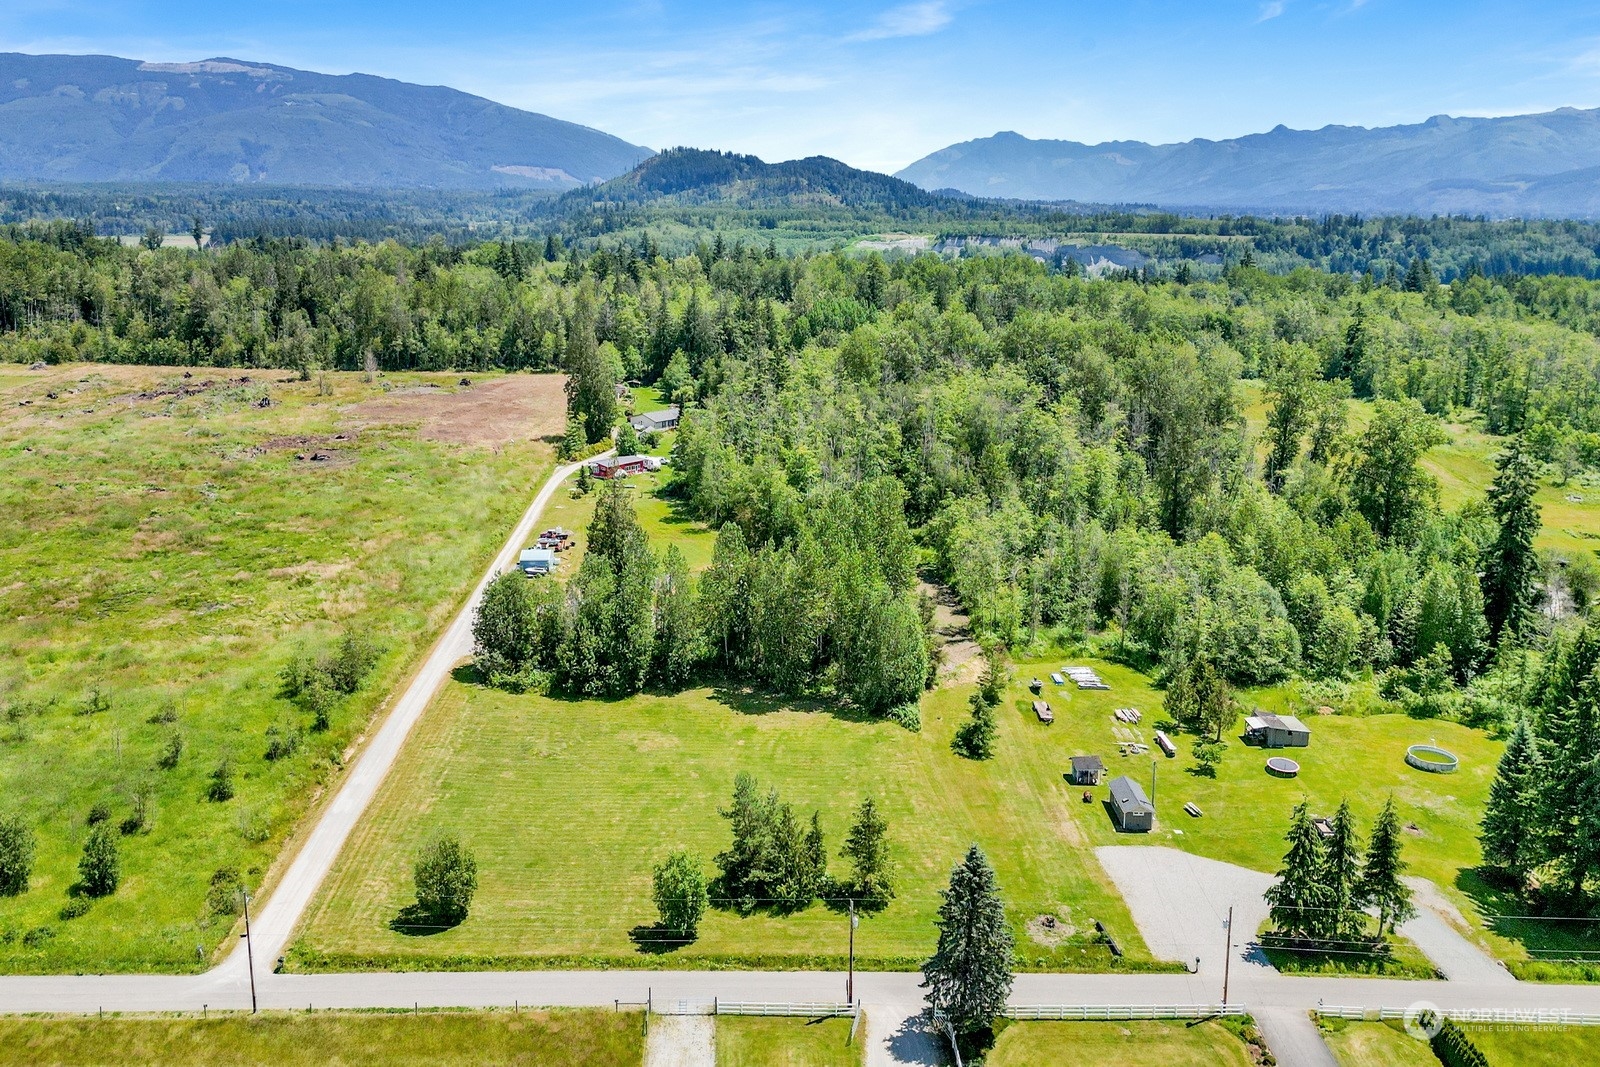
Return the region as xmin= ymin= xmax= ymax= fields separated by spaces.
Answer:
xmin=11 ymin=216 xmax=1600 ymax=932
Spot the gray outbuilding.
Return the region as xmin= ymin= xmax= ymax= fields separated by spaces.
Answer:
xmin=1069 ymin=755 xmax=1105 ymax=785
xmin=1108 ymin=774 xmax=1154 ymax=832
xmin=1245 ymin=713 xmax=1311 ymax=748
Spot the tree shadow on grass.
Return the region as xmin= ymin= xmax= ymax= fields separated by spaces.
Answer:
xmin=628 ymin=924 xmax=695 ymax=955
xmin=450 ymin=663 xmax=482 ymax=687
xmin=710 ymin=684 xmax=876 ymax=725
xmin=389 ymin=904 xmax=464 ymax=937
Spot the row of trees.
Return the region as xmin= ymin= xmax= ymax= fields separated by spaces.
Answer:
xmin=1265 ymin=798 xmax=1415 ymax=946
xmin=1479 ymin=613 xmax=1600 ymax=907
xmin=472 ymin=479 xmax=934 ymax=716
xmin=648 ymin=776 xmax=896 ymax=940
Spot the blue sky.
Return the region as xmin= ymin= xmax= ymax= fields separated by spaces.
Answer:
xmin=5 ymin=1 xmax=1600 ymax=172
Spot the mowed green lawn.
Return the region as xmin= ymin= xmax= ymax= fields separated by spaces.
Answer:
xmin=715 ymin=1016 xmax=860 ymax=1067
xmin=296 ymin=645 xmax=1502 ymax=972
xmin=294 ymin=675 xmax=1156 ymax=971
xmin=985 ymin=1019 xmax=1255 ymax=1066
xmin=0 ymin=365 xmax=559 ymax=972
xmin=1471 ymin=1023 xmax=1600 ymax=1065
xmin=1007 ymin=654 xmax=1499 ymax=913
xmin=542 ymin=466 xmax=716 ymax=577
xmin=0 ymin=1009 xmax=641 ymax=1066
xmin=1318 ymin=1019 xmax=1439 ymax=1067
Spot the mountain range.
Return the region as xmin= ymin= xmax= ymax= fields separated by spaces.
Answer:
xmin=0 ymin=52 xmax=651 ymax=189
xmin=896 ymin=110 xmax=1600 ymax=217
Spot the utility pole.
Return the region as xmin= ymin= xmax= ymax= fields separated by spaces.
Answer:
xmin=1222 ymin=906 xmax=1233 ymax=1006
xmin=242 ymin=889 xmax=258 ymax=1014
xmin=847 ymin=900 xmax=858 ymax=1004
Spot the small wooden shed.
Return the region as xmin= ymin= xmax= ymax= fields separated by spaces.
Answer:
xmin=1069 ymin=754 xmax=1105 ymax=785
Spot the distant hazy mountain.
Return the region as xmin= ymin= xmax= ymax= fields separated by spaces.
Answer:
xmin=897 ymin=110 xmax=1600 ymax=217
xmin=0 ymin=53 xmax=652 ymax=189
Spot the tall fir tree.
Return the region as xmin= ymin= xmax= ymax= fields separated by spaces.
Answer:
xmin=563 ymin=290 xmax=617 ymax=444
xmin=1320 ymin=799 xmax=1365 ymax=941
xmin=1358 ymin=797 xmax=1416 ymax=937
xmin=841 ymin=796 xmax=895 ymax=907
xmin=1480 ymin=716 xmax=1543 ymax=884
xmin=921 ymin=845 xmax=1015 ymax=1035
xmin=1481 ymin=437 xmax=1542 ymax=645
xmin=1265 ymin=801 xmax=1330 ymax=939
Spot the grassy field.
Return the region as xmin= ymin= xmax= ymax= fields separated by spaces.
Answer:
xmin=984 ymin=1019 xmax=1255 ymax=1066
xmin=544 ymin=467 xmax=717 ymax=577
xmin=0 ymin=1009 xmax=642 ymax=1066
xmin=715 ymin=1016 xmax=859 ymax=1066
xmin=294 ymin=639 xmax=1502 ymax=971
xmin=1318 ymin=1018 xmax=1439 ymax=1067
xmin=1471 ymin=1023 xmax=1600 ymax=1065
xmin=293 ymin=672 xmax=1159 ymax=971
xmin=0 ymin=364 xmax=561 ymax=973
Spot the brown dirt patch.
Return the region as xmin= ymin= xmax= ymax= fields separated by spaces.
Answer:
xmin=1026 ymin=908 xmax=1083 ymax=947
xmin=346 ymin=374 xmax=566 ymax=447
xmin=919 ymin=577 xmax=981 ymax=686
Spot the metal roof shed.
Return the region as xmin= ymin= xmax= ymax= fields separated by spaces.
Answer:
xmin=1108 ymin=774 xmax=1154 ymax=832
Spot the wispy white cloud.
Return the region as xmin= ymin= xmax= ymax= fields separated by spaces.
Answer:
xmin=848 ymin=2 xmax=953 ymax=43
xmin=1257 ymin=1 xmax=1287 ymax=22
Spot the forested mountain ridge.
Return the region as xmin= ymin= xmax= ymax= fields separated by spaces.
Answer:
xmin=575 ymin=148 xmax=955 ymax=210
xmin=0 ymin=52 xmax=651 ymax=189
xmin=897 ymin=109 xmax=1600 ymax=217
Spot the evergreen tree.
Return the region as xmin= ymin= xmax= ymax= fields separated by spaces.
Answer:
xmin=921 ymin=845 xmax=1015 ymax=1036
xmin=1320 ymin=799 xmax=1365 ymax=941
xmin=1480 ymin=716 xmax=1542 ymax=884
xmin=652 ymin=850 xmax=708 ymax=941
xmin=0 ymin=814 xmax=35 ymax=896
xmin=1194 ymin=658 xmax=1236 ymax=742
xmin=1481 ymin=437 xmax=1542 ymax=645
xmin=953 ymin=690 xmax=997 ymax=760
xmin=841 ymin=796 xmax=896 ymax=906
xmin=564 ymin=292 xmax=617 ymax=444
xmin=1358 ymin=797 xmax=1416 ymax=937
xmin=78 ymin=823 xmax=120 ymax=897
xmin=1163 ymin=661 xmax=1200 ymax=733
xmin=716 ymin=772 xmax=780 ymax=906
xmin=1265 ymin=801 xmax=1330 ymax=939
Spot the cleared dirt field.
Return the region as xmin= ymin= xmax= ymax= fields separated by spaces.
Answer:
xmin=348 ymin=374 xmax=567 ymax=448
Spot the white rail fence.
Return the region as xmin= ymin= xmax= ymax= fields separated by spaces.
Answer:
xmin=1320 ymin=1005 xmax=1600 ymax=1026
xmin=650 ymin=998 xmax=857 ymax=1018
xmin=1004 ymin=1003 xmax=1247 ymax=1021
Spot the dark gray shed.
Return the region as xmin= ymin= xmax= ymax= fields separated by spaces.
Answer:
xmin=1069 ymin=755 xmax=1105 ymax=785
xmin=1108 ymin=774 xmax=1154 ymax=832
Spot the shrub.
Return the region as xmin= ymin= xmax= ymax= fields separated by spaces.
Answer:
xmin=206 ymin=866 xmax=245 ymax=917
xmin=156 ymin=727 xmax=184 ymax=770
xmin=1430 ymin=1017 xmax=1489 ymax=1067
xmin=326 ymin=630 xmax=380 ymax=694
xmin=413 ymin=833 xmax=478 ymax=924
xmin=78 ymin=824 xmax=120 ymax=897
xmin=76 ymin=688 xmax=111 ymax=716
xmin=120 ymin=783 xmax=152 ymax=835
xmin=207 ymin=757 xmax=236 ymax=802
xmin=887 ymin=701 xmax=921 ymax=732
xmin=86 ymin=801 xmax=112 ymax=826
xmin=22 ymin=926 xmax=54 ymax=948
xmin=264 ymin=722 xmax=302 ymax=761
xmin=59 ymin=897 xmax=91 ymax=921
xmin=147 ymin=702 xmax=179 ymax=725
xmin=0 ymin=814 xmax=36 ymax=896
